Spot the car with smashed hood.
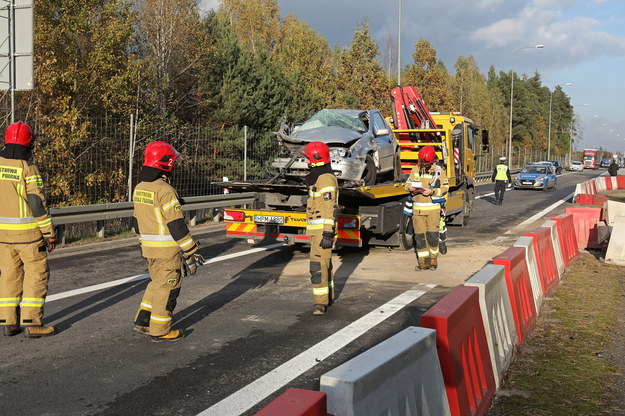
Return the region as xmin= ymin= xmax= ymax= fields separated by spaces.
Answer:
xmin=271 ymin=109 xmax=400 ymax=186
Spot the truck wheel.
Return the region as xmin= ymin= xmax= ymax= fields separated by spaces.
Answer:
xmin=393 ymin=153 xmax=402 ymax=182
xmin=461 ymin=188 xmax=474 ymax=226
xmin=362 ymin=156 xmax=377 ymax=186
xmin=399 ymin=211 xmax=414 ymax=250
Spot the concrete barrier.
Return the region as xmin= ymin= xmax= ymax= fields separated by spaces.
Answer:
xmin=550 ymin=213 xmax=580 ymax=268
xmin=465 ymin=264 xmax=518 ymax=388
xmin=421 ymin=286 xmax=495 ymax=416
xmin=524 ymin=227 xmax=559 ymax=295
xmin=595 ymin=177 xmax=606 ymax=193
xmin=606 ymin=200 xmax=625 ymax=227
xmin=542 ymin=220 xmax=565 ymax=277
xmin=565 ymin=206 xmax=603 ymax=250
xmin=254 ymin=389 xmax=327 ymax=416
xmin=320 ymin=327 xmax=450 ymax=416
xmin=605 ymin=216 xmax=625 ymax=266
xmin=573 ymin=183 xmax=583 ymax=201
xmin=513 ymin=236 xmax=543 ymax=312
xmin=493 ymin=247 xmax=537 ymax=346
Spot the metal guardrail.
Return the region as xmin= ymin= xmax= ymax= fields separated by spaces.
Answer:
xmin=475 ymin=169 xmax=521 ymax=182
xmin=49 ymin=192 xmax=257 ymax=225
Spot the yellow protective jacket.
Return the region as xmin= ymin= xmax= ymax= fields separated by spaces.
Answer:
xmin=306 ymin=173 xmax=338 ymax=235
xmin=404 ymin=164 xmax=449 ymax=214
xmin=133 ymin=177 xmax=198 ymax=259
xmin=0 ymin=156 xmax=55 ymax=244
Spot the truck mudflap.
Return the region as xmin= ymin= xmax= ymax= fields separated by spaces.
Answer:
xmin=223 ymin=209 xmax=362 ymax=247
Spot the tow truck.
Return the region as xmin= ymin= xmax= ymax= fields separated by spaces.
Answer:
xmin=220 ymin=86 xmax=488 ymax=249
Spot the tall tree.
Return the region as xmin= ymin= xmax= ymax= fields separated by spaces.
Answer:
xmin=273 ymin=14 xmax=337 ymax=114
xmin=137 ymin=0 xmax=205 ymax=120
xmin=32 ymin=0 xmax=139 ymax=205
xmin=403 ymin=38 xmax=453 ymax=112
xmin=220 ymin=0 xmax=280 ymax=57
xmin=335 ymin=21 xmax=389 ymax=111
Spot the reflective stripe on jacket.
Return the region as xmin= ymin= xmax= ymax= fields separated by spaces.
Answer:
xmin=133 ymin=177 xmax=197 ymax=259
xmin=306 ymin=173 xmax=338 ymax=234
xmin=0 ymin=156 xmax=54 ymax=243
xmin=404 ymin=164 xmax=449 ymax=214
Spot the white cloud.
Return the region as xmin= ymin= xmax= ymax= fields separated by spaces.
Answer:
xmin=197 ymin=0 xmax=220 ymax=12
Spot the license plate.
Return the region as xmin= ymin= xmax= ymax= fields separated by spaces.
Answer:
xmin=254 ymin=215 xmax=284 ymax=224
xmin=522 ymin=181 xmax=532 ymax=185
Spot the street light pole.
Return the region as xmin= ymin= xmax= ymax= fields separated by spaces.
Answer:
xmin=397 ymin=0 xmax=402 ymax=84
xmin=508 ymin=44 xmax=544 ymax=167
xmin=547 ymin=82 xmax=572 ymax=160
xmin=569 ymin=103 xmax=589 ymax=164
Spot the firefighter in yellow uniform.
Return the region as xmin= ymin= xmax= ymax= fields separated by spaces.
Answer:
xmin=302 ymin=142 xmax=338 ymax=315
xmin=0 ymin=121 xmax=57 ymax=338
xmin=132 ymin=141 xmax=205 ymax=342
xmin=405 ymin=146 xmax=449 ymax=271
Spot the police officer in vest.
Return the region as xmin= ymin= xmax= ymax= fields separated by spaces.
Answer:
xmin=301 ymin=142 xmax=338 ymax=315
xmin=492 ymin=156 xmax=512 ymax=205
xmin=132 ymin=141 xmax=205 ymax=341
xmin=0 ymin=121 xmax=57 ymax=338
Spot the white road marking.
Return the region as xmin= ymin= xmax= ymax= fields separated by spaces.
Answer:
xmin=504 ymin=192 xmax=574 ymax=235
xmin=197 ymin=284 xmax=436 ymax=416
xmin=46 ymin=243 xmax=284 ymax=302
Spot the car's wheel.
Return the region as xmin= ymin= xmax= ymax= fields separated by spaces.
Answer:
xmin=362 ymin=155 xmax=377 ymax=186
xmin=553 ymin=180 xmax=557 ymax=189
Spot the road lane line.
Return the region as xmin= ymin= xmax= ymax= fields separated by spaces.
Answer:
xmin=197 ymin=284 xmax=436 ymax=416
xmin=504 ymin=192 xmax=574 ymax=235
xmin=46 ymin=243 xmax=284 ymax=302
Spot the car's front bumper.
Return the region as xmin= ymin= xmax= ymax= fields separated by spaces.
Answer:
xmin=271 ymin=156 xmax=364 ymax=181
xmin=513 ymin=178 xmax=546 ymax=189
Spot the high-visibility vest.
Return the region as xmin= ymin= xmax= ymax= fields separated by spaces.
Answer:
xmin=495 ymin=164 xmax=509 ymax=180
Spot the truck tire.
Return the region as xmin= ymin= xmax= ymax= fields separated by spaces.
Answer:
xmin=461 ymin=188 xmax=474 ymax=226
xmin=393 ymin=153 xmax=402 ymax=182
xmin=399 ymin=210 xmax=414 ymax=250
xmin=362 ymin=155 xmax=377 ymax=186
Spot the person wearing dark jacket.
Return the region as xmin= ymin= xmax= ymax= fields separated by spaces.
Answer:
xmin=608 ymin=159 xmax=619 ymax=176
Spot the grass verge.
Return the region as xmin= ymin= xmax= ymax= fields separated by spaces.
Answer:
xmin=487 ymin=251 xmax=625 ymax=416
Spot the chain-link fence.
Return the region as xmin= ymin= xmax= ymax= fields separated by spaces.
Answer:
xmin=29 ymin=117 xmax=280 ymax=207
xmin=475 ymin=144 xmax=570 ymax=173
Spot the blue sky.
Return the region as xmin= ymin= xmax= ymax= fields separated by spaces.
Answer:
xmin=201 ymin=0 xmax=625 ymax=153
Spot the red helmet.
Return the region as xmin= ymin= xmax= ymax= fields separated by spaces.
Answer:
xmin=5 ymin=121 xmax=33 ymax=147
xmin=418 ymin=146 xmax=436 ymax=166
xmin=301 ymin=141 xmax=331 ymax=166
xmin=142 ymin=141 xmax=181 ymax=172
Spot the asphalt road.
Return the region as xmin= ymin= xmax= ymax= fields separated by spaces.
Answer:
xmin=0 ymin=169 xmax=604 ymax=416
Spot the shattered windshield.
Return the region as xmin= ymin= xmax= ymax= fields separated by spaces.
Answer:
xmin=298 ymin=109 xmax=367 ymax=133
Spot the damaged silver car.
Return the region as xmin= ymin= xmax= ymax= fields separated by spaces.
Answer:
xmin=271 ymin=109 xmax=400 ymax=186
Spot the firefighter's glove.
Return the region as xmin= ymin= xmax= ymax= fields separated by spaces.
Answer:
xmin=44 ymin=236 xmax=57 ymax=253
xmin=184 ymin=252 xmax=205 ymax=276
xmin=320 ymin=232 xmax=334 ymax=249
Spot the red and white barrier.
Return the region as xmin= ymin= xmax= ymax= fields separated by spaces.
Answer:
xmin=465 ymin=264 xmax=518 ymax=388
xmin=524 ymin=227 xmax=560 ymax=295
xmin=513 ymin=236 xmax=543 ymax=312
xmin=493 ymin=247 xmax=537 ymax=345
xmin=550 ymin=213 xmax=580 ymax=267
xmin=421 ymin=286 xmax=496 ymax=416
xmin=542 ymin=220 xmax=565 ymax=277
xmin=254 ymin=389 xmax=327 ymax=416
xmin=565 ymin=206 xmax=604 ymax=250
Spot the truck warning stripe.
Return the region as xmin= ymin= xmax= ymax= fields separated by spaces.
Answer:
xmin=226 ymin=222 xmax=257 ymax=233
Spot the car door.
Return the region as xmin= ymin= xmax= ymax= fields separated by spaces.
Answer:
xmin=370 ymin=111 xmax=394 ymax=171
